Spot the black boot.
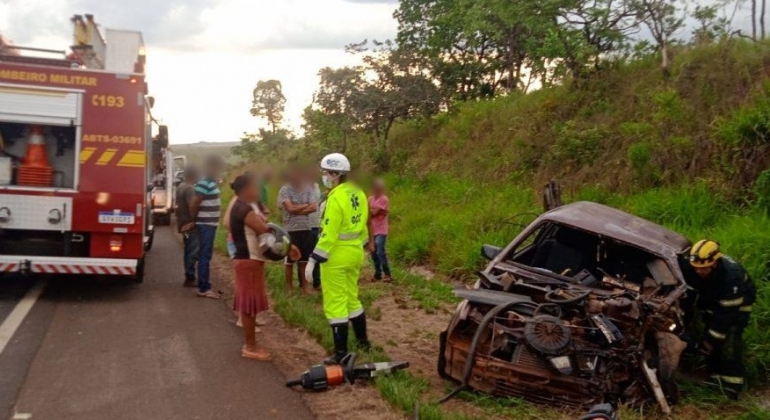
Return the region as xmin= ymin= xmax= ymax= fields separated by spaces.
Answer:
xmin=324 ymin=323 xmax=349 ymax=365
xmin=350 ymin=312 xmax=371 ymax=351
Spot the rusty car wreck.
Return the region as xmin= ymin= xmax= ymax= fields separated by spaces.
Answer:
xmin=438 ymin=202 xmax=691 ymax=413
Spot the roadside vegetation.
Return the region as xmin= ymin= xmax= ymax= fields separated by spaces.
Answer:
xmin=220 ymin=1 xmax=770 ymax=417
xmin=218 ymin=41 xmax=770 ymax=419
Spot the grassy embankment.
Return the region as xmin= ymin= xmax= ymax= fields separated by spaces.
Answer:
xmin=223 ymin=41 xmax=770 ymax=419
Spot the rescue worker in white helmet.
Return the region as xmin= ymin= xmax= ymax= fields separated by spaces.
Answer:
xmin=680 ymin=240 xmax=755 ymax=400
xmin=305 ymin=153 xmax=372 ymax=364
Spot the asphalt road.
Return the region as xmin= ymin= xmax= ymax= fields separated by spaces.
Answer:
xmin=0 ymin=227 xmax=315 ymax=420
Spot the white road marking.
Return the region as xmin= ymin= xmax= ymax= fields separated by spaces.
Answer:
xmin=12 ymin=412 xmax=33 ymax=419
xmin=0 ymin=281 xmax=46 ymax=356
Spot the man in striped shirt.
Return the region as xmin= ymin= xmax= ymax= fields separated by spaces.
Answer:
xmin=190 ymin=155 xmax=225 ymax=298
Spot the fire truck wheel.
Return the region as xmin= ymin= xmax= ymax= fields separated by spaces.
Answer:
xmin=133 ymin=258 xmax=145 ymax=283
xmin=144 ymin=231 xmax=155 ymax=252
xmin=153 ymin=214 xmax=171 ymax=226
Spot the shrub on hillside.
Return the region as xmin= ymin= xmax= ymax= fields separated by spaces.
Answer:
xmin=717 ymin=84 xmax=770 ymax=147
xmin=627 ymin=142 xmax=660 ymax=185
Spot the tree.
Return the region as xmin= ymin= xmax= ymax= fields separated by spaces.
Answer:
xmin=306 ymin=42 xmax=442 ymax=158
xmin=250 ymin=79 xmax=286 ymax=133
xmin=232 ymin=128 xmax=295 ymax=160
xmin=633 ymin=0 xmax=685 ymax=73
xmin=313 ymin=67 xmax=367 ymax=152
xmin=556 ymin=0 xmax=640 ymax=78
xmin=351 ymin=41 xmax=443 ymax=147
xmin=395 ymin=0 xmax=509 ymax=100
xmin=395 ymin=0 xmax=641 ymax=97
xmin=691 ymin=3 xmax=731 ymax=43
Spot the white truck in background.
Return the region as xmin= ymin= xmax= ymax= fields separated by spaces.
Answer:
xmin=150 ymin=125 xmax=173 ymax=226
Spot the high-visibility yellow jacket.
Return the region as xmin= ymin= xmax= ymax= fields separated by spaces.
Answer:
xmin=311 ymin=182 xmax=369 ymax=263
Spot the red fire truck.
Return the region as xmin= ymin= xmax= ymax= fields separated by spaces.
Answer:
xmin=0 ymin=15 xmax=157 ymax=282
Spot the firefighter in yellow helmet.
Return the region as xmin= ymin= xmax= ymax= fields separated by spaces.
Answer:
xmin=682 ymin=240 xmax=756 ymax=400
xmin=305 ymin=153 xmax=372 ymax=364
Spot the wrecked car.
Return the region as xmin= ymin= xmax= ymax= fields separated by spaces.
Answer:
xmin=438 ymin=202 xmax=690 ymax=413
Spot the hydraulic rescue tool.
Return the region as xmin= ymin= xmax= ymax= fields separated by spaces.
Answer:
xmin=286 ymin=353 xmax=408 ymax=391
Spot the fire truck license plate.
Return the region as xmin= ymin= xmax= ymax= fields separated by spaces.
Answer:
xmin=98 ymin=212 xmax=135 ymax=224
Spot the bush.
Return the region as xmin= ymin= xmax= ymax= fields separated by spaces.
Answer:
xmin=627 ymin=142 xmax=655 ymax=180
xmin=717 ymin=84 xmax=770 ymax=147
xmin=548 ymin=121 xmax=605 ymax=166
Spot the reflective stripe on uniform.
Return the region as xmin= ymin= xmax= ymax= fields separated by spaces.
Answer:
xmin=311 ymin=249 xmax=330 ymax=263
xmin=338 ymin=232 xmax=361 ymax=240
xmin=719 ymin=296 xmax=744 ymax=307
xmin=720 ymin=375 xmax=745 ymax=385
xmin=349 ymin=307 xmax=364 ymax=318
xmin=328 ymin=317 xmax=349 ymax=325
xmin=740 ymin=305 xmax=752 ymax=312
xmin=708 ymin=329 xmax=727 ymax=340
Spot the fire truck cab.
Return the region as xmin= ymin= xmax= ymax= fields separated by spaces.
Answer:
xmin=0 ymin=15 xmax=157 ymax=282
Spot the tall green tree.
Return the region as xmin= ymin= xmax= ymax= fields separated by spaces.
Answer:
xmin=395 ymin=0 xmax=640 ymax=97
xmin=306 ymin=43 xmax=442 ymax=156
xmin=395 ymin=0 xmax=505 ymax=100
xmin=313 ymin=67 xmax=368 ymax=152
xmin=250 ymin=79 xmax=286 ymax=133
xmin=633 ymin=0 xmax=685 ymax=73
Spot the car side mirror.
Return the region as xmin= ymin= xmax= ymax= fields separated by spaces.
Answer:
xmin=481 ymin=244 xmax=502 ymax=261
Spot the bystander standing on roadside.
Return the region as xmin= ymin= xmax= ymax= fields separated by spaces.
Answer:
xmin=278 ymin=166 xmax=318 ymax=294
xmin=258 ymin=167 xmax=273 ymax=217
xmin=223 ymin=196 xmax=238 ymax=258
xmin=368 ymin=178 xmax=392 ymax=283
xmin=306 ymin=167 xmax=322 ymax=290
xmin=176 ymin=166 xmax=199 ymax=287
xmin=224 ymin=171 xmax=254 ymax=259
xmin=189 ymin=154 xmax=225 ymax=299
xmin=229 ymin=174 xmax=301 ymax=361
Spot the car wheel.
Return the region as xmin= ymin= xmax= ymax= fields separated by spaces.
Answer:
xmin=144 ymin=230 xmax=155 ymax=252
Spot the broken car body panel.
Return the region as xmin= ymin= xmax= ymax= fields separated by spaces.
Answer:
xmin=439 ymin=202 xmax=690 ymax=412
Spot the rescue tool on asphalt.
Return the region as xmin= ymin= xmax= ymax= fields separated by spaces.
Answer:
xmin=286 ymin=353 xmax=409 ymax=391
xmin=438 ymin=201 xmax=690 ymax=413
xmin=0 ymin=14 xmax=164 ymax=282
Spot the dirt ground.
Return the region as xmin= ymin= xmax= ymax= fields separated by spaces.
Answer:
xmin=367 ymin=285 xmax=505 ymax=419
xmin=211 ymin=254 xmax=406 ymax=420
xmin=209 ymin=253 xmax=767 ymax=420
xmin=209 ymin=251 xmax=554 ymax=420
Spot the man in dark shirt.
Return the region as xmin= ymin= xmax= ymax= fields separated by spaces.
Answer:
xmin=682 ymin=239 xmax=756 ymax=400
xmin=176 ymin=166 xmax=199 ymax=287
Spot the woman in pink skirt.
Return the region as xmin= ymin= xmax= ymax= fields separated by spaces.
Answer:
xmin=229 ymin=174 xmax=299 ymax=360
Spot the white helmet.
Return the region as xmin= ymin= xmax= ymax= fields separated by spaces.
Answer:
xmin=258 ymin=223 xmax=292 ymax=261
xmin=320 ymin=153 xmax=351 ymax=173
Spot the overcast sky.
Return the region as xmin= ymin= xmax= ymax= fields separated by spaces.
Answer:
xmin=0 ymin=0 xmax=399 ymax=144
xmin=0 ymin=0 xmax=756 ymax=145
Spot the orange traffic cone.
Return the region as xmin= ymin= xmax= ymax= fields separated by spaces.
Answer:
xmin=18 ymin=125 xmax=53 ymax=187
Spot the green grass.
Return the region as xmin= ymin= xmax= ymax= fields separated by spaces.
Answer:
xmin=217 ymin=39 xmax=770 ymax=414
xmin=388 ymin=265 xmax=457 ymax=312
xmin=263 ymin=264 xmax=482 ymax=420
xmin=377 ymin=373 xmax=478 ymax=420
xmin=216 ymin=179 xmax=770 ymax=419
xmin=386 ymin=176 xmax=770 ymax=385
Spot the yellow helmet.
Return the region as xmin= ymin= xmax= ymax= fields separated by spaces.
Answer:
xmin=689 ymin=240 xmax=722 ymax=268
